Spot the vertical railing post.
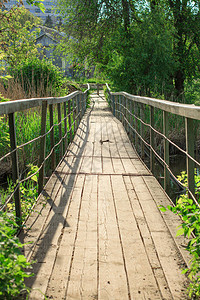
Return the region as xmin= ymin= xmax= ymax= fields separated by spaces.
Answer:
xmin=77 ymin=94 xmax=80 ymax=126
xmin=85 ymin=92 xmax=87 ymax=112
xmin=64 ymin=102 xmax=68 ymax=153
xmin=8 ymin=112 xmax=22 ymax=225
xmin=117 ymin=95 xmax=120 ymax=120
xmin=38 ymin=100 xmax=47 ymax=195
xmin=81 ymin=94 xmax=84 ymax=118
xmin=122 ymin=96 xmax=125 ymax=127
xmin=163 ymin=111 xmax=170 ymax=191
xmin=130 ymin=100 xmax=134 ymax=143
xmin=150 ymin=106 xmax=155 ymax=174
xmin=124 ymin=96 xmax=126 ymax=129
xmin=74 ymin=95 xmax=78 ymax=132
xmin=113 ymin=94 xmax=116 ymax=117
xmin=57 ymin=102 xmax=63 ymax=161
xmin=120 ymin=95 xmax=122 ymax=122
xmin=185 ymin=117 xmax=195 ymax=198
xmin=140 ymin=103 xmax=145 ymax=159
xmin=72 ymin=96 xmax=76 ymax=135
xmin=134 ymin=102 xmax=138 ymax=151
xmin=127 ymin=98 xmax=131 ymax=137
xmin=68 ymin=99 xmax=72 ymax=142
xmin=49 ymin=104 xmax=56 ymax=172
xmin=97 ymin=83 xmax=99 ymax=95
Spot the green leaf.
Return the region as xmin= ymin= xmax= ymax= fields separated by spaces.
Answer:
xmin=159 ymin=205 xmax=167 ymax=212
xmin=176 ymin=227 xmax=185 ymax=237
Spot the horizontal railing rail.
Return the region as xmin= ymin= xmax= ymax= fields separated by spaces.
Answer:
xmin=106 ymin=83 xmax=200 ymax=208
xmin=0 ymin=84 xmax=90 ymax=225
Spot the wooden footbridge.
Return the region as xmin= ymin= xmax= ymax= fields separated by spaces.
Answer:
xmin=19 ymin=91 xmax=191 ymax=300
xmin=2 ymin=86 xmax=200 ymax=299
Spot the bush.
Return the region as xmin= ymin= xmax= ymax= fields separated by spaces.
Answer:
xmin=0 ymin=212 xmax=33 ymax=299
xmin=9 ymin=58 xmax=68 ymax=98
xmin=160 ymin=170 xmax=200 ymax=298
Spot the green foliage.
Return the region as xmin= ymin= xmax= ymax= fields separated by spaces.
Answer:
xmin=0 ymin=116 xmax=10 ymax=155
xmin=0 ymin=165 xmax=39 ymax=222
xmin=44 ymin=15 xmax=54 ymax=28
xmin=162 ymin=170 xmax=200 ymax=298
xmin=0 ymin=7 xmax=41 ymax=68
xmin=10 ymin=58 xmax=68 ymax=97
xmin=0 ymin=211 xmax=33 ymax=299
xmin=56 ymin=0 xmax=200 ymax=101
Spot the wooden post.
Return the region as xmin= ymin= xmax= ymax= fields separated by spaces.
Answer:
xmin=68 ymin=99 xmax=72 ymax=142
xmin=49 ymin=104 xmax=56 ymax=172
xmin=85 ymin=92 xmax=87 ymax=112
xmin=117 ymin=95 xmax=120 ymax=120
xmin=80 ymin=94 xmax=83 ymax=118
xmin=130 ymin=100 xmax=134 ymax=143
xmin=57 ymin=103 xmax=63 ymax=161
xmin=134 ymin=102 xmax=138 ymax=151
xmin=119 ymin=95 xmax=122 ymax=122
xmin=38 ymin=101 xmax=47 ymax=195
xmin=163 ymin=111 xmax=170 ymax=191
xmin=113 ymin=95 xmax=116 ymax=117
xmin=141 ymin=103 xmax=145 ymax=159
xmin=185 ymin=117 xmax=195 ymax=198
xmin=77 ymin=94 xmax=80 ymax=126
xmin=64 ymin=102 xmax=68 ymax=152
xmin=72 ymin=97 xmax=76 ymax=135
xmin=122 ymin=96 xmax=125 ymax=127
xmin=97 ymin=83 xmax=99 ymax=95
xmin=128 ymin=98 xmax=131 ymax=137
xmin=150 ymin=106 xmax=155 ymax=174
xmin=8 ymin=112 xmax=22 ymax=225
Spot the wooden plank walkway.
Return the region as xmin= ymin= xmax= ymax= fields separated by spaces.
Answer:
xmin=20 ymin=92 xmax=190 ymax=300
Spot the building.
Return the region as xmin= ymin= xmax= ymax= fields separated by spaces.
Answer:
xmin=33 ymin=25 xmax=71 ymax=75
xmin=3 ymin=0 xmax=60 ymax=24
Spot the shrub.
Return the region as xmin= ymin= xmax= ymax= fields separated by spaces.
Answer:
xmin=160 ymin=170 xmax=200 ymax=298
xmin=9 ymin=58 xmax=68 ymax=98
xmin=0 ymin=212 xmax=33 ymax=299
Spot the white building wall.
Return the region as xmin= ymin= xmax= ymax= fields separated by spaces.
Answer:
xmin=4 ymin=0 xmax=60 ymax=23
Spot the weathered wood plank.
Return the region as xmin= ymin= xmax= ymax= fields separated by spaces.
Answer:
xmin=98 ymin=175 xmax=129 ymax=300
xmin=45 ymin=175 xmax=85 ymax=300
xmin=66 ymin=175 xmax=98 ymax=299
xmin=21 ymin=92 xmax=190 ymax=300
xmin=111 ymin=175 xmax=162 ymax=299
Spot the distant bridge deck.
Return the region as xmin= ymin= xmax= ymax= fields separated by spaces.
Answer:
xmin=20 ymin=92 xmax=190 ymax=299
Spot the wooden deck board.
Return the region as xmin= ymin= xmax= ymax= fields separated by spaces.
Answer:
xmin=20 ymin=92 xmax=190 ymax=299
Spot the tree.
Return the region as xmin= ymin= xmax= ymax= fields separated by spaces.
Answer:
xmin=44 ymin=15 xmax=53 ymax=28
xmin=56 ymin=0 xmax=200 ymax=100
xmin=0 ymin=6 xmax=40 ymax=68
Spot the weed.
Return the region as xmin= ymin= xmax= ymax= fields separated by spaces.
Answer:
xmin=0 ymin=211 xmax=33 ymax=299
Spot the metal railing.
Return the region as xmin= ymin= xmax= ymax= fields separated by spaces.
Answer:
xmin=0 ymin=84 xmax=90 ymax=224
xmin=106 ymin=83 xmax=200 ymax=207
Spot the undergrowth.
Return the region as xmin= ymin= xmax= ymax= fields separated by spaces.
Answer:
xmin=160 ymin=170 xmax=200 ymax=298
xmin=0 ymin=212 xmax=33 ymax=299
